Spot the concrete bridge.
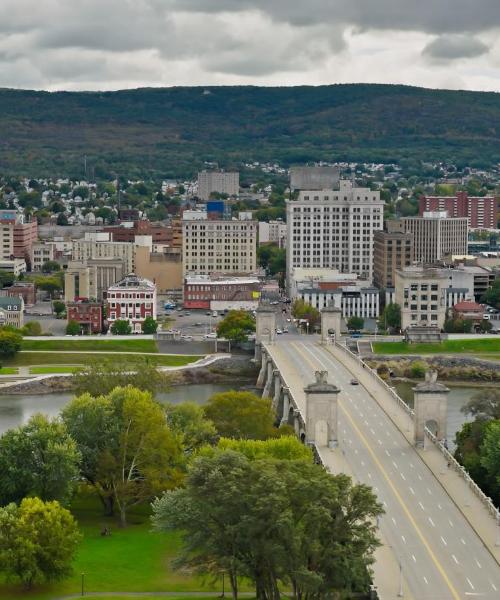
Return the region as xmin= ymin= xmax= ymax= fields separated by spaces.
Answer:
xmin=254 ymin=304 xmax=500 ymax=600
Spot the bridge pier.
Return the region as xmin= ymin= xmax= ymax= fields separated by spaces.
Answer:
xmin=321 ymin=305 xmax=342 ymax=344
xmin=255 ymin=303 xmax=276 ymax=360
xmin=305 ymin=371 xmax=340 ymax=448
xmin=280 ymin=387 xmax=290 ymax=427
xmin=262 ymin=361 xmax=275 ymax=398
xmin=256 ymin=350 xmax=268 ymax=389
xmin=272 ymin=370 xmax=281 ymax=410
xmin=413 ymin=371 xmax=449 ymax=447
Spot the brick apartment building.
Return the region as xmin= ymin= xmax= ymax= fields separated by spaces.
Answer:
xmin=66 ymin=299 xmax=104 ymax=334
xmin=104 ymin=220 xmax=182 ymax=249
xmin=419 ymin=192 xmax=498 ymax=229
xmin=183 ymin=276 xmax=261 ymax=310
xmin=373 ymin=228 xmax=414 ymax=289
xmin=106 ymin=274 xmax=156 ymax=333
xmin=0 ymin=211 xmax=38 ymax=268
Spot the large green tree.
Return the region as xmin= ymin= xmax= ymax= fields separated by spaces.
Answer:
xmin=379 ymin=303 xmax=401 ymax=331
xmin=152 ymin=451 xmax=382 ymax=600
xmin=110 ymin=319 xmax=132 ymax=335
xmin=0 ymin=330 xmax=22 ymax=358
xmin=62 ymin=386 xmax=184 ymax=525
xmin=482 ymin=278 xmax=500 ymax=308
xmin=0 ymin=497 xmax=81 ymax=590
xmin=480 ymin=420 xmax=500 ymax=502
xmin=462 ymin=389 xmax=500 ymax=420
xmin=216 ymin=310 xmax=255 ymax=342
xmin=0 ymin=414 xmax=81 ymax=506
xmin=204 ymin=391 xmax=278 ymax=440
xmin=291 ymin=299 xmax=320 ymax=330
xmin=347 ymin=316 xmax=364 ymax=331
xmin=165 ymin=402 xmax=217 ymax=455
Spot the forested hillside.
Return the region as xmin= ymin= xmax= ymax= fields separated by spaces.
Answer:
xmin=0 ymin=84 xmax=498 ymax=178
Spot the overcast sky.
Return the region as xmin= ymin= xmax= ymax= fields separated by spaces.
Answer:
xmin=0 ymin=0 xmax=498 ymax=92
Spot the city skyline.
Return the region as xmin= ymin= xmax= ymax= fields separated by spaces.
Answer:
xmin=0 ymin=0 xmax=498 ymax=92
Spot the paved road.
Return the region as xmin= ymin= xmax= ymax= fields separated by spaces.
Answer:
xmin=269 ymin=337 xmax=500 ymax=600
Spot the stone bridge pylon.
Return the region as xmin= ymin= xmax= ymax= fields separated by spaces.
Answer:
xmin=305 ymin=370 xmax=340 ymax=448
xmin=413 ymin=371 xmax=449 ymax=447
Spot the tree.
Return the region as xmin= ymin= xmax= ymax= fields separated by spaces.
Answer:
xmin=214 ymin=436 xmax=313 ymax=462
xmin=379 ymin=303 xmax=401 ymax=331
xmin=166 ymin=402 xmax=217 ymax=454
xmin=53 ymin=299 xmax=66 ymax=316
xmin=216 ymin=310 xmax=255 ymax=342
xmin=41 ymin=260 xmax=61 ymax=273
xmin=410 ymin=360 xmax=427 ymax=378
xmin=204 ymin=391 xmax=278 ymax=440
xmin=479 ymin=319 xmax=493 ymax=333
xmin=63 ymin=386 xmax=183 ymax=525
xmin=66 ymin=320 xmax=80 ymax=335
xmin=0 ymin=330 xmax=22 ymax=358
xmin=110 ymin=319 xmax=132 ymax=335
xmin=152 ymin=451 xmax=382 ymax=600
xmin=0 ymin=497 xmax=81 ymax=590
xmin=22 ymin=320 xmax=42 ymax=336
xmin=462 ymin=389 xmax=500 ymax=420
xmin=142 ymin=316 xmax=158 ymax=334
xmin=35 ymin=275 xmax=62 ymax=299
xmin=72 ymin=357 xmax=170 ymax=397
xmin=291 ymin=299 xmax=320 ymax=330
xmin=0 ymin=269 xmax=15 ymax=289
xmin=480 ymin=420 xmax=500 ymax=502
xmin=482 ymin=278 xmax=500 ymax=309
xmin=257 ymin=244 xmax=286 ymax=276
xmin=347 ymin=316 xmax=364 ymax=331
xmin=0 ymin=414 xmax=81 ymax=506
xmin=56 ymin=212 xmax=68 ymax=225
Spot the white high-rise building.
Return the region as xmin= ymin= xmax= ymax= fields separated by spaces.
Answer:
xmin=197 ymin=170 xmax=239 ymax=201
xmin=286 ymin=180 xmax=384 ymax=288
xmin=258 ymin=220 xmax=287 ymax=248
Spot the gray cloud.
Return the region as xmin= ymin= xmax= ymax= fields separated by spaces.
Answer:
xmin=0 ymin=0 xmax=497 ymax=90
xmin=423 ymin=35 xmax=490 ymax=61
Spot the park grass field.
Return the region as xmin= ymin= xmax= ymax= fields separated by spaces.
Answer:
xmin=4 ymin=353 xmax=202 ymax=368
xmin=0 ymin=489 xmax=224 ymax=600
xmin=29 ymin=366 xmax=82 ymax=374
xmin=0 ymin=367 xmax=18 ymax=374
xmin=372 ymin=338 xmax=500 ymax=355
xmin=21 ymin=339 xmax=159 ymax=353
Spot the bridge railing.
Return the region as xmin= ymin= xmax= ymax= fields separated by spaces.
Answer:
xmin=335 ymin=341 xmax=414 ymax=419
xmin=424 ymin=427 xmax=500 ymax=522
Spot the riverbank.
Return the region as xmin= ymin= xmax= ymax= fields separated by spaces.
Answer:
xmin=0 ymin=355 xmax=258 ymax=395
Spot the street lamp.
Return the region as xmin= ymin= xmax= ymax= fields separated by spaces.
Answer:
xmin=81 ymin=572 xmax=85 ymax=597
xmin=398 ymin=562 xmax=404 ymax=597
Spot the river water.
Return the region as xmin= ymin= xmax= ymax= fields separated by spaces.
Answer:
xmin=0 ymin=383 xmax=235 ymax=435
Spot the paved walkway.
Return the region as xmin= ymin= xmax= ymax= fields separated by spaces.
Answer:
xmin=327 ymin=343 xmax=500 ymax=565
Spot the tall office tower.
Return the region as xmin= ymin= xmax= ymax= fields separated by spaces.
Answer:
xmin=394 ymin=212 xmax=468 ymax=264
xmin=419 ymin=192 xmax=498 ymax=229
xmin=182 ymin=216 xmax=257 ymax=276
xmin=197 ymin=170 xmax=239 ymax=201
xmin=286 ymin=180 xmax=384 ymax=287
xmin=289 ymin=166 xmax=340 ymax=191
xmin=373 ymin=228 xmax=414 ymax=289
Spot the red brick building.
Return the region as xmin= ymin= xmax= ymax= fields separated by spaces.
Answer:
xmin=184 ymin=276 xmax=261 ymax=310
xmin=104 ymin=220 xmax=182 ymax=249
xmin=419 ymin=193 xmax=498 ymax=229
xmin=106 ymin=274 xmax=157 ymax=333
xmin=6 ymin=282 xmax=36 ymax=306
xmin=67 ymin=299 xmax=104 ymax=334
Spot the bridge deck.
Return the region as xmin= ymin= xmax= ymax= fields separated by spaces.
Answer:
xmin=265 ymin=337 xmax=500 ymax=600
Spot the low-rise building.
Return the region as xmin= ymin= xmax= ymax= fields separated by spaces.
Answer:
xmin=3 ymin=282 xmax=36 ymax=306
xmin=134 ymin=246 xmax=183 ymax=294
xmin=297 ymin=285 xmax=380 ymax=319
xmin=0 ymin=259 xmax=26 ymax=276
xmin=31 ymin=241 xmax=56 ymax=271
xmin=0 ymin=296 xmax=24 ymax=328
xmin=183 ymin=276 xmax=261 ymax=310
xmin=64 ymin=258 xmax=126 ymax=302
xmin=258 ymin=220 xmax=287 ymax=248
xmin=106 ymin=274 xmax=156 ymax=333
xmin=452 ymin=301 xmax=485 ymax=324
xmin=373 ymin=228 xmax=413 ymax=289
xmin=66 ymin=299 xmax=104 ymax=334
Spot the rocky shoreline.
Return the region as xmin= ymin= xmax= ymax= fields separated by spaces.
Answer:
xmin=0 ymin=355 xmax=259 ymax=395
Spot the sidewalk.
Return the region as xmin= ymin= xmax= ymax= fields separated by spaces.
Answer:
xmin=326 ymin=343 xmax=500 ymax=565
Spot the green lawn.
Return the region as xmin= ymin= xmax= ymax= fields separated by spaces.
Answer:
xmin=0 ymin=489 xmax=224 ymax=600
xmin=373 ymin=338 xmax=500 ymax=355
xmin=30 ymin=366 xmax=82 ymax=375
xmin=0 ymin=367 xmax=18 ymax=374
xmin=5 ymin=353 xmax=202 ymax=368
xmin=21 ymin=339 xmax=159 ymax=353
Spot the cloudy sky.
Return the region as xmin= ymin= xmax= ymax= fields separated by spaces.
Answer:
xmin=0 ymin=0 xmax=498 ymax=92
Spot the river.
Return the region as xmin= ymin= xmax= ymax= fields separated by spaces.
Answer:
xmin=0 ymin=383 xmax=235 ymax=435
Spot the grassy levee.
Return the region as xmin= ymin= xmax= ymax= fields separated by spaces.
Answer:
xmin=4 ymin=353 xmax=202 ymax=368
xmin=21 ymin=339 xmax=159 ymax=353
xmin=372 ymin=338 xmax=500 ymax=355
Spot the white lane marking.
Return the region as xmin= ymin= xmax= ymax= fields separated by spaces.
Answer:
xmin=392 ymin=441 xmax=397 ymax=446
xmin=391 ymin=517 xmax=396 ymax=526
xmin=417 ymin=474 xmax=423 ymax=480
xmin=418 ymin=501 xmax=425 ymax=510
xmin=364 ymin=420 xmax=369 ymax=426
xmin=409 ymin=487 xmax=415 ymax=495
xmin=411 ymin=554 xmax=416 ymax=563
xmin=370 ymin=428 xmax=375 ymax=435
xmin=428 ymin=517 xmax=435 ymax=527
xmin=385 ymin=449 xmax=390 ymax=456
xmin=452 ymin=554 xmax=459 ymax=565
xmin=392 ymin=461 xmax=398 ymax=469
xmin=409 ymin=462 xmax=414 ymax=468
xmin=440 ymin=536 xmax=447 ymax=546
xmin=461 ymin=538 xmax=466 ymax=545
xmin=377 ymin=439 xmax=382 ymax=445
xmin=401 ymin=535 xmax=406 ymax=544
xmin=438 ymin=504 xmax=442 ymax=510
xmin=475 ymin=558 xmax=482 ymax=569
xmin=490 ymin=581 xmax=497 ymax=592
xmin=466 ymin=578 xmax=474 ymax=591
xmin=361 ymin=460 xmax=365 ymax=466
xmin=427 ymin=488 xmax=432 ymax=495
xmin=401 ymin=451 xmax=406 ymax=456
xmin=385 ymin=431 xmax=390 ymax=437
xmin=400 ymin=472 xmax=406 ymax=481
xmin=367 ymin=472 xmax=372 ymax=479
xmin=343 ymin=429 xmax=347 ymax=434
xmin=354 ymin=449 xmax=358 ymax=455
xmin=448 ymin=519 xmax=454 ymax=527
xmin=423 ymin=576 xmax=429 ymax=585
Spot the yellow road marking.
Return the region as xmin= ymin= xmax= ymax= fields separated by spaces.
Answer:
xmin=290 ymin=341 xmax=461 ymax=600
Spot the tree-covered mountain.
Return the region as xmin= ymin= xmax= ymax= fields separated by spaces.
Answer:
xmin=0 ymin=84 xmax=498 ymax=178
